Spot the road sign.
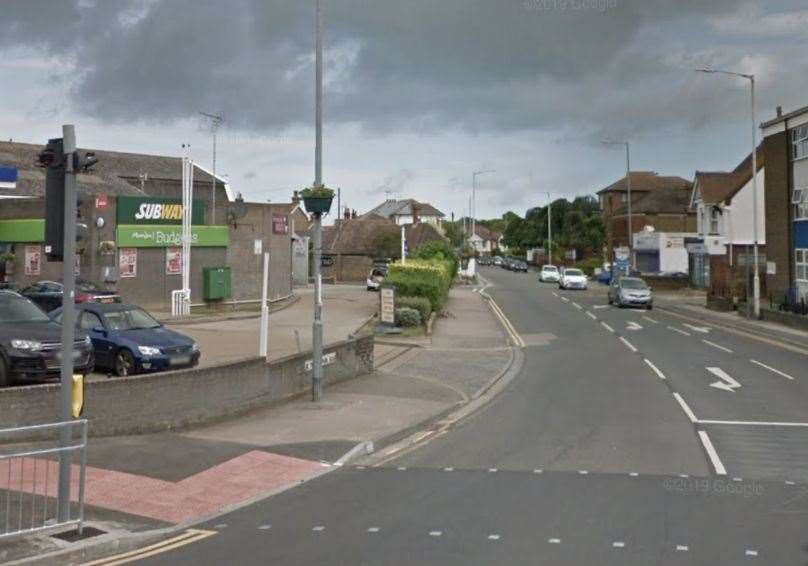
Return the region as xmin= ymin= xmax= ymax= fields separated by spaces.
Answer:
xmin=321 ymin=255 xmax=335 ymax=267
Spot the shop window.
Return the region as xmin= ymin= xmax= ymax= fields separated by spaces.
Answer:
xmin=796 ymin=249 xmax=808 ymax=282
xmin=792 ymin=125 xmax=808 ymax=160
xmin=793 ymin=188 xmax=808 ymax=220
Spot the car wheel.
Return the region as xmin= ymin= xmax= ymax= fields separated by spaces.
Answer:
xmin=0 ymin=355 xmax=11 ymax=387
xmin=647 ymin=304 xmax=653 ymax=310
xmin=114 ymin=348 xmax=136 ymax=377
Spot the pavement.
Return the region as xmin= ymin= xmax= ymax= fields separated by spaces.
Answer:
xmin=75 ymin=266 xmax=808 ymax=566
xmin=1 ymin=284 xmax=514 ymax=564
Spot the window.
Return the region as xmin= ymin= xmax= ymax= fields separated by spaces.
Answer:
xmin=792 ymin=125 xmax=808 ymax=160
xmin=80 ymin=311 xmax=103 ymax=331
xmin=794 ymin=188 xmax=808 ymax=220
xmin=797 ymin=249 xmax=808 ymax=282
xmin=709 ymin=208 xmax=720 ymax=234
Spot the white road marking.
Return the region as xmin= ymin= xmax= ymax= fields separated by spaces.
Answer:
xmin=732 ymin=477 xmax=743 ymax=482
xmin=683 ymin=323 xmax=711 ymax=333
xmin=488 ymin=468 xmax=498 ymax=472
xmin=707 ymin=367 xmax=741 ymax=392
xmin=258 ymin=525 xmax=272 ymax=530
xmin=667 ymin=326 xmax=691 ymax=336
xmin=625 ymin=321 xmax=643 ymax=331
xmin=552 ymin=292 xmax=559 ymax=297
xmin=561 ymin=297 xmax=570 ymax=303
xmin=612 ymin=541 xmax=625 ymax=548
xmin=578 ymin=470 xmax=589 ymax=475
xmin=601 ymin=322 xmax=615 ymax=333
xmin=676 ymin=545 xmax=689 ymax=552
xmin=214 ymin=524 xmax=228 ymax=529
xmin=619 ymin=337 xmax=638 ymax=353
xmin=679 ymin=474 xmax=689 ymax=478
xmin=397 ymin=466 xmax=407 ymax=471
xmin=673 ymin=393 xmax=697 ymax=423
xmin=572 ymin=302 xmax=583 ymax=310
xmin=697 ymin=430 xmax=727 ymax=475
xmin=443 ymin=467 xmax=454 ymax=472
xmin=429 ymin=531 xmax=442 ymax=537
xmin=533 ymin=469 xmax=543 ymax=474
xmin=586 ymin=311 xmax=597 ymax=320
xmin=629 ymin=472 xmax=639 ymax=477
xmin=644 ymin=359 xmax=666 ymax=380
xmin=312 ymin=526 xmax=325 ymax=532
xmin=786 ymin=480 xmax=796 ymax=485
xmin=703 ymin=339 xmax=733 ymax=353
xmin=750 ymin=359 xmax=795 ymax=380
xmin=548 ymin=538 xmax=562 ymax=544
xmin=488 ymin=534 xmax=501 ymax=541
xmin=642 ymin=315 xmax=659 ymax=324
xmin=367 ymin=527 xmax=380 ymax=533
xmin=697 ymin=419 xmax=808 ymax=427
xmin=745 ymin=549 xmax=758 ymax=557
xmin=593 ymin=305 xmax=609 ymax=310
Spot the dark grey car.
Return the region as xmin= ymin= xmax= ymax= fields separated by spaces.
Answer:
xmin=608 ymin=277 xmax=653 ymax=309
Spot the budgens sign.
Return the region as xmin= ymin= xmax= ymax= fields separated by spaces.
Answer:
xmin=117 ymin=196 xmax=205 ymax=225
xmin=116 ymin=225 xmax=229 ymax=248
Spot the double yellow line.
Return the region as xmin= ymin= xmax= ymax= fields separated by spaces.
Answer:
xmin=81 ymin=529 xmax=217 ymax=566
xmin=484 ymin=293 xmax=525 ymax=348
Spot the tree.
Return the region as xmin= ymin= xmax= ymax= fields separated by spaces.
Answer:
xmin=370 ymin=230 xmax=401 ymax=258
xmin=443 ymin=221 xmax=465 ymax=248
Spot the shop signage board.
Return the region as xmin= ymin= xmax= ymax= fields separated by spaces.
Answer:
xmin=95 ymin=193 xmax=108 ymax=209
xmin=119 ymin=248 xmax=137 ymax=278
xmin=116 ymin=196 xmax=205 ymax=225
xmin=24 ymin=245 xmax=41 ymax=276
xmin=116 ymin=225 xmax=229 ymax=247
xmin=272 ymin=214 xmax=288 ymax=234
xmin=380 ymin=285 xmax=396 ymax=325
xmin=0 ymin=219 xmax=44 ymax=243
xmin=166 ymin=247 xmax=182 ymax=275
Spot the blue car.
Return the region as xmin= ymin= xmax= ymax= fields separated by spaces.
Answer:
xmin=51 ymin=303 xmax=200 ymax=376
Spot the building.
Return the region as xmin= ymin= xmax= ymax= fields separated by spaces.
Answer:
xmin=761 ymin=105 xmax=808 ymax=304
xmin=468 ymin=224 xmax=504 ymax=255
xmin=0 ymin=140 xmax=299 ymax=309
xmin=632 ymin=229 xmax=691 ymax=274
xmin=598 ymin=172 xmax=694 ymax=264
xmin=690 ymin=149 xmax=766 ymax=295
xmin=362 ymin=199 xmax=445 ymax=229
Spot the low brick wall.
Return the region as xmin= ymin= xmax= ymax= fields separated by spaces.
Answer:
xmin=0 ymin=335 xmax=374 ymax=438
xmin=644 ymin=275 xmax=691 ymax=291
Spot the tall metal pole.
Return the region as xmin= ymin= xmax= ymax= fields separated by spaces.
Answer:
xmin=625 ymin=142 xmax=633 ymax=271
xmin=750 ymin=75 xmax=760 ymax=319
xmin=401 ymin=225 xmax=406 ymax=264
xmin=57 ymin=124 xmax=77 ymax=522
xmin=312 ymin=0 xmax=324 ymax=401
xmin=211 ymin=129 xmax=217 ymax=224
xmin=546 ymin=192 xmax=552 ymax=263
xmin=472 ymin=174 xmax=476 ymax=239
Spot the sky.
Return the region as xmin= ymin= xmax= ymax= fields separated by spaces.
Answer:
xmin=1 ymin=0 xmax=807 ymax=222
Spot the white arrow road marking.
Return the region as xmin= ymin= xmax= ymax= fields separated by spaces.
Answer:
xmin=697 ymin=430 xmax=727 ymax=475
xmin=626 ymin=321 xmax=643 ymax=331
xmin=707 ymin=367 xmax=741 ymax=392
xmin=682 ymin=323 xmax=711 ymax=333
xmin=750 ymin=359 xmax=795 ymax=380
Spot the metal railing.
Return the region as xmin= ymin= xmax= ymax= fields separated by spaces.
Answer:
xmin=0 ymin=420 xmax=87 ymax=540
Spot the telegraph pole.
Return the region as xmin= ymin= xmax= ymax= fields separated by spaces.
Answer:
xmin=199 ymin=111 xmax=223 ymax=224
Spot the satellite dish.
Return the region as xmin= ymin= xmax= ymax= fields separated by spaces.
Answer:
xmin=226 ymin=193 xmax=248 ymax=227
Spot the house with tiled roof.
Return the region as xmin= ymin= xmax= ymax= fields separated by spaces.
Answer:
xmin=468 ymin=223 xmax=505 ymax=255
xmin=362 ymin=198 xmax=445 ymax=230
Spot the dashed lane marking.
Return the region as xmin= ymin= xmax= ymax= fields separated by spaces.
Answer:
xmin=629 ymin=472 xmax=639 ymax=477
xmin=312 ymin=526 xmax=326 ymax=532
xmin=586 ymin=311 xmax=597 ymax=320
xmin=572 ymin=302 xmax=583 ymax=310
xmin=443 ymin=467 xmax=454 ymax=472
xmin=676 ymin=545 xmax=689 ymax=552
xmin=702 ymin=339 xmax=733 ymax=353
xmin=668 ymin=326 xmax=691 ymax=336
xmin=642 ymin=315 xmax=659 ymax=324
xmin=644 ymin=358 xmax=666 ymax=379
xmin=619 ymin=336 xmax=638 ymax=353
xmin=560 ymin=297 xmax=570 ymax=303
xmin=429 ymin=531 xmax=442 ymax=537
xmin=258 ymin=525 xmax=272 ymax=530
xmin=745 ymin=549 xmax=758 ymax=557
xmin=593 ymin=305 xmax=609 ymax=310
xmin=750 ymin=359 xmax=795 ymax=380
xmin=698 ymin=430 xmax=727 ymax=475
xmin=601 ymin=321 xmax=615 ymax=333
xmin=488 ymin=534 xmax=501 ymax=541
xmin=533 ymin=469 xmax=543 ymax=474
xmin=548 ymin=538 xmax=562 ymax=544
xmin=612 ymin=541 xmax=626 ymax=548
xmin=367 ymin=527 xmax=380 ymax=533
xmin=673 ymin=393 xmax=698 ymax=423
xmin=488 ymin=468 xmax=498 ymax=472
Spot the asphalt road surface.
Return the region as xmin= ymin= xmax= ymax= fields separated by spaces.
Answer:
xmin=126 ymin=267 xmax=808 ymax=565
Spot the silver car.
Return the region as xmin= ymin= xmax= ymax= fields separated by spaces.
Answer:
xmin=608 ymin=277 xmax=653 ymax=309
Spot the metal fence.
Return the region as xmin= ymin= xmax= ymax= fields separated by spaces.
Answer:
xmin=0 ymin=420 xmax=87 ymax=540
xmin=772 ymin=287 xmax=808 ymax=316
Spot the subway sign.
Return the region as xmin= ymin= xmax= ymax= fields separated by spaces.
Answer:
xmin=117 ymin=196 xmax=205 ymax=225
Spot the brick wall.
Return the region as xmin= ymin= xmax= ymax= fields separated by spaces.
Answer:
xmin=322 ymin=254 xmax=373 ymax=283
xmin=763 ymin=131 xmax=791 ymax=298
xmin=0 ymin=335 xmax=374 ymax=438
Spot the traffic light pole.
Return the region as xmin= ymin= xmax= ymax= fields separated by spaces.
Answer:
xmin=57 ymin=124 xmax=77 ymax=522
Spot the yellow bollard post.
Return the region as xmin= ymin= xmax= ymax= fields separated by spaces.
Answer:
xmin=71 ymin=374 xmax=84 ymax=418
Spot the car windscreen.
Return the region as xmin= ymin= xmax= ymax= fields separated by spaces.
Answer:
xmin=620 ymin=279 xmax=648 ymax=290
xmin=565 ymin=269 xmax=583 ymax=277
xmin=105 ymin=308 xmax=162 ymax=331
xmin=0 ymin=295 xmax=50 ymax=323
xmin=543 ymin=266 xmax=558 ymax=272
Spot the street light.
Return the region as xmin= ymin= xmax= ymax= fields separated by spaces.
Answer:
xmin=545 ymin=192 xmax=552 ymax=263
xmin=471 ymin=169 xmax=495 ymax=247
xmin=602 ymin=139 xmax=633 ymax=270
xmin=696 ymin=66 xmax=760 ymax=319
xmin=312 ymin=0 xmax=325 ymax=401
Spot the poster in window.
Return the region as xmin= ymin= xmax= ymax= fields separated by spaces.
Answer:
xmin=272 ymin=214 xmax=288 ymax=235
xmin=119 ymin=248 xmax=137 ymax=278
xmin=166 ymin=247 xmax=182 ymax=275
xmin=24 ymin=245 xmax=41 ymax=276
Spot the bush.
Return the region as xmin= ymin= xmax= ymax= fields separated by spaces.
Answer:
xmin=395 ymin=307 xmax=421 ymax=327
xmin=386 ymin=259 xmax=453 ymax=311
xmin=397 ymin=296 xmax=432 ymax=322
xmin=411 ymin=240 xmax=459 ymax=280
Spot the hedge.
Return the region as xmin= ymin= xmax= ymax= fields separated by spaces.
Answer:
xmin=395 ymin=307 xmax=421 ymax=327
xmin=386 ymin=259 xmax=453 ymax=311
xmin=397 ymin=295 xmax=432 ymax=322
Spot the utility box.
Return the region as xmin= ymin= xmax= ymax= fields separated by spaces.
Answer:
xmin=203 ymin=266 xmax=232 ymax=300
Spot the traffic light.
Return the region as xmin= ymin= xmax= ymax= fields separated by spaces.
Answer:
xmin=39 ymin=138 xmax=66 ymax=261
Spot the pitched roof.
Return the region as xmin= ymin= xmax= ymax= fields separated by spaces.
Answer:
xmin=692 ymin=147 xmax=765 ymax=205
xmin=613 ymin=186 xmax=694 ymax=216
xmin=322 ymin=216 xmax=447 ymax=255
xmin=471 ymin=224 xmax=501 ymax=241
xmin=0 ymin=140 xmax=226 ymax=198
xmin=363 ymin=199 xmax=445 ymax=219
xmin=597 ymin=172 xmax=692 ymax=195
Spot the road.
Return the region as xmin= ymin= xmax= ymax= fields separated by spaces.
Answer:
xmin=116 ymin=267 xmax=808 ymax=565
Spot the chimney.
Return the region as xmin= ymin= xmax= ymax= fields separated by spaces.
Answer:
xmin=344 ymin=207 xmax=350 ymax=220
xmin=412 ymin=202 xmax=421 ymax=224
xmin=292 ymin=190 xmax=300 ymax=204
xmin=776 ymin=105 xmax=783 ymax=118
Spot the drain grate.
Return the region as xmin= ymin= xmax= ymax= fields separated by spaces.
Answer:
xmin=51 ymin=526 xmax=106 ymax=542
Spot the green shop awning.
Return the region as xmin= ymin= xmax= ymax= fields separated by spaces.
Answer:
xmin=116 ymin=225 xmax=230 ymax=247
xmin=0 ymin=219 xmax=44 ymax=243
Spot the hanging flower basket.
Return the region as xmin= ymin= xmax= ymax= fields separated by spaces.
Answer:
xmin=300 ymin=186 xmax=335 ymax=215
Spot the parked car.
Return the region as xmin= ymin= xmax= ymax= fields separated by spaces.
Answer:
xmin=539 ymin=265 xmax=560 ymax=283
xmin=366 ymin=266 xmax=387 ymax=291
xmin=492 ymin=256 xmax=503 ymax=266
xmin=21 ymin=279 xmax=121 ymax=312
xmin=50 ymin=303 xmax=199 ymax=376
xmin=0 ymin=290 xmax=94 ymax=386
xmin=608 ymin=277 xmax=653 ymax=309
xmin=513 ymin=261 xmax=528 ymax=273
xmin=559 ymin=268 xmax=588 ymax=290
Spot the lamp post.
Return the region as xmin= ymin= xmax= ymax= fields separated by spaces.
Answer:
xmin=546 ymin=192 xmax=552 ymax=263
xmin=312 ymin=0 xmax=324 ymax=401
xmin=696 ymin=67 xmax=760 ymax=318
xmin=602 ymin=140 xmax=632 ymax=271
xmin=472 ymin=169 xmax=495 ymax=242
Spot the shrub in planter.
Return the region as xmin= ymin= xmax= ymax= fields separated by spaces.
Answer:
xmin=397 ymin=296 xmax=431 ymax=322
xmin=395 ymin=306 xmax=421 ymax=327
xmin=300 ymin=185 xmax=335 ymax=215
